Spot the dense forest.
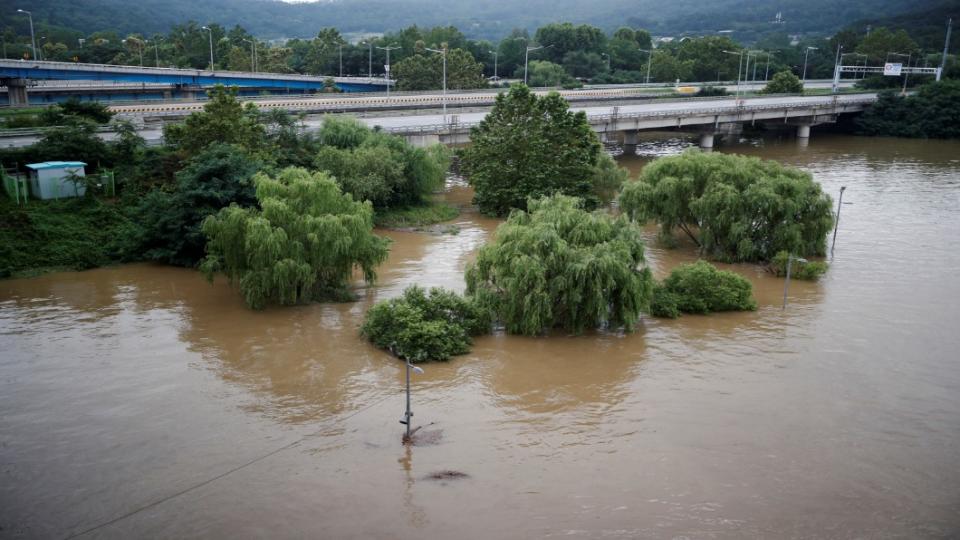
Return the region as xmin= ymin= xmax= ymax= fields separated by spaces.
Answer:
xmin=0 ymin=0 xmax=944 ymax=42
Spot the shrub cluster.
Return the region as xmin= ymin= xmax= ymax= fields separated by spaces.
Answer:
xmin=649 ymin=261 xmax=756 ymax=318
xmin=767 ymin=251 xmax=829 ymax=281
xmin=361 ymin=286 xmax=490 ymax=362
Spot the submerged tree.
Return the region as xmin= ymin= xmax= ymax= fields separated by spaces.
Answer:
xmin=460 ymin=84 xmax=604 ymax=216
xmin=200 ymin=167 xmax=390 ymax=309
xmin=361 ymin=286 xmax=491 ymax=362
xmin=649 ymin=261 xmax=757 ymax=318
xmin=465 ymin=194 xmax=653 ymax=336
xmin=619 ymin=151 xmax=833 ymax=262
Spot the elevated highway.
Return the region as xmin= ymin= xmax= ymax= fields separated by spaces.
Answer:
xmin=0 ymin=59 xmax=390 ymax=105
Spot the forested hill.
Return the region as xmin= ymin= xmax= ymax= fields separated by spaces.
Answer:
xmin=0 ymin=0 xmax=943 ymax=40
xmin=847 ymin=1 xmax=959 ymax=50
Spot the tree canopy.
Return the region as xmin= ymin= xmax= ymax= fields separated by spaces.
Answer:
xmin=361 ymin=286 xmax=490 ymax=362
xmin=650 ymin=261 xmax=757 ymax=318
xmin=619 ymin=151 xmax=834 ymax=262
xmin=856 ymin=81 xmax=960 ymax=139
xmin=393 ymin=48 xmax=487 ymax=91
xmin=762 ymin=70 xmax=804 ymax=94
xmin=460 ymin=84 xmax=603 ymax=216
xmin=465 ymin=195 xmax=653 ymax=336
xmin=200 ymin=167 xmax=390 ymax=309
xmin=163 ymin=85 xmax=266 ymax=157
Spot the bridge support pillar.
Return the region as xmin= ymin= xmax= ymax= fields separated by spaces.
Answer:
xmin=623 ymin=131 xmax=638 ymax=146
xmin=797 ymin=124 xmax=811 ymax=139
xmin=699 ymin=132 xmax=715 ymax=150
xmin=2 ymin=78 xmax=30 ymax=106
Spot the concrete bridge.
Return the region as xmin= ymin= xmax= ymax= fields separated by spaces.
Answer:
xmin=369 ymin=93 xmax=877 ymax=148
xmin=0 ymin=59 xmax=391 ymax=105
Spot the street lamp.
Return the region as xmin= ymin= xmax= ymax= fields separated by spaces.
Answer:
xmin=400 ymin=357 xmax=425 ymax=443
xmin=151 ymin=37 xmax=162 ymax=68
xmin=122 ymin=38 xmax=143 ymax=67
xmin=376 ymin=44 xmax=400 ymax=96
xmin=201 ymin=26 xmax=214 ymax=69
xmin=831 ymin=43 xmax=843 ymax=93
xmin=723 ymin=49 xmax=745 ymax=98
xmin=338 ymin=42 xmax=343 ymax=77
xmin=361 ymin=40 xmax=373 ymax=77
xmin=802 ymin=46 xmax=818 ymax=86
xmin=488 ymin=50 xmax=499 ymax=81
xmin=782 ymin=254 xmax=809 ymax=309
xmin=17 ymin=9 xmax=37 ymax=62
xmin=425 ymin=46 xmax=448 ymax=123
xmin=243 ymin=38 xmax=257 ymax=72
xmin=764 ymin=50 xmax=775 ymax=81
xmin=639 ymin=49 xmax=653 ymax=84
xmin=831 ymin=186 xmax=847 ymax=252
xmin=524 ymin=44 xmax=551 ymax=85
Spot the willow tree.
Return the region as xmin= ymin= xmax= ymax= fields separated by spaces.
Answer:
xmin=619 ymin=151 xmax=833 ymax=262
xmin=465 ymin=195 xmax=653 ymax=336
xmin=200 ymin=167 xmax=390 ymax=309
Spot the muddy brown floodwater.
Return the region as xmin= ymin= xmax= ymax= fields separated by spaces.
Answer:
xmin=2 ymin=133 xmax=960 ymax=539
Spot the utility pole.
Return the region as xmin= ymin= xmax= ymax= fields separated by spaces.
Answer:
xmin=802 ymin=46 xmax=818 ymax=86
xmin=338 ymin=43 xmax=343 ymax=77
xmin=17 ymin=9 xmax=36 ymax=62
xmin=639 ymin=49 xmax=652 ymax=84
xmin=831 ymin=43 xmax=843 ymax=93
xmin=489 ymin=50 xmax=498 ymax=81
xmin=376 ymin=44 xmax=400 ymax=96
xmin=426 ymin=46 xmax=448 ymax=123
xmin=940 ymin=18 xmax=952 ymax=81
xmin=201 ymin=26 xmax=214 ymax=69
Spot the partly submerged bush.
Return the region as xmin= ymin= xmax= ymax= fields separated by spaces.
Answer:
xmin=361 ymin=286 xmax=490 ymax=362
xmin=650 ymin=260 xmax=756 ymax=317
xmin=767 ymin=251 xmax=829 ymax=281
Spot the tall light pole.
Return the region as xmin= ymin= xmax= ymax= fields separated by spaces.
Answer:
xmin=361 ymin=41 xmax=372 ymax=77
xmin=201 ymin=26 xmax=214 ymax=70
xmin=940 ymin=18 xmax=952 ymax=77
xmin=400 ymin=358 xmax=425 ymax=443
xmin=151 ymin=37 xmax=161 ymax=68
xmin=488 ymin=50 xmax=498 ymax=81
xmin=831 ymin=186 xmax=846 ymax=253
xmin=723 ymin=49 xmax=745 ymax=98
xmin=524 ymin=44 xmax=550 ymax=85
xmin=122 ymin=39 xmax=143 ymax=67
xmin=38 ymin=36 xmax=45 ymax=61
xmin=243 ymin=38 xmax=256 ymax=72
xmin=376 ymin=44 xmax=400 ymax=96
xmin=764 ymin=51 xmax=775 ymax=80
xmin=17 ymin=9 xmax=36 ymax=62
xmin=426 ymin=46 xmax=448 ymax=123
xmin=802 ymin=46 xmax=818 ymax=85
xmin=338 ymin=42 xmax=343 ymax=77
xmin=782 ymin=254 xmax=809 ymax=309
xmin=831 ymin=43 xmax=843 ymax=93
xmin=639 ymin=49 xmax=653 ymax=84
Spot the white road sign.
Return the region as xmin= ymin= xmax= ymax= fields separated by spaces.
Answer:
xmin=883 ymin=63 xmax=902 ymax=76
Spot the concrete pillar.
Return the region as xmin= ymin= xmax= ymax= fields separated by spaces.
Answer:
xmin=2 ymin=78 xmax=30 ymax=106
xmin=797 ymin=124 xmax=811 ymax=139
xmin=699 ymin=132 xmax=715 ymax=150
xmin=623 ymin=131 xmax=638 ymax=146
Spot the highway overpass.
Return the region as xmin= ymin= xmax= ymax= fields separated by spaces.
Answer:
xmin=0 ymin=59 xmax=391 ymax=105
xmin=0 ymin=93 xmax=877 ymax=150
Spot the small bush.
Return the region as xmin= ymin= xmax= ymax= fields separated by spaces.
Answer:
xmin=651 ymin=261 xmax=756 ymax=316
xmin=768 ymin=251 xmax=829 ymax=281
xmin=361 ymin=286 xmax=491 ymax=362
xmin=696 ymin=86 xmax=728 ymax=97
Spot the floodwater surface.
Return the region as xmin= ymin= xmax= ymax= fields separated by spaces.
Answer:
xmin=2 ymin=133 xmax=959 ymax=539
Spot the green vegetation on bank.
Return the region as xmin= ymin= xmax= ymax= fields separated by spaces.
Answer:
xmin=856 ymin=81 xmax=960 ymax=139
xmin=361 ymin=286 xmax=490 ymax=362
xmin=373 ymin=203 xmax=459 ymax=229
xmin=619 ymin=151 xmax=835 ymax=263
xmin=650 ymin=261 xmax=757 ymax=319
xmin=768 ymin=251 xmax=829 ymax=281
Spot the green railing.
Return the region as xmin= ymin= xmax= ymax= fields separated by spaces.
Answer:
xmin=2 ymin=168 xmax=29 ymax=206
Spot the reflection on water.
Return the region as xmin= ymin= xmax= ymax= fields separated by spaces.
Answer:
xmin=2 ymin=133 xmax=960 ymax=538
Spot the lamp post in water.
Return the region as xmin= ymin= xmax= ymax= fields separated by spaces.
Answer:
xmin=782 ymin=254 xmax=808 ymax=309
xmin=400 ymin=356 xmax=424 ymax=443
xmin=831 ymin=186 xmax=847 ymax=252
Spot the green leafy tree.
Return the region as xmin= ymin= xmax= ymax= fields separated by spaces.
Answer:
xmin=200 ymin=167 xmax=390 ymax=309
xmin=137 ymin=143 xmax=261 ymax=267
xmin=856 ymin=27 xmax=919 ymax=64
xmin=562 ymin=51 xmax=607 ymax=78
xmin=856 ymin=81 xmax=960 ymax=139
xmin=465 ymin=194 xmax=653 ymax=336
xmin=649 ymin=261 xmax=756 ymax=318
xmin=519 ymin=60 xmax=578 ymax=87
xmin=163 ymin=85 xmax=265 ymax=156
xmin=762 ymin=70 xmax=804 ymax=94
xmin=361 ymin=286 xmax=490 ymax=362
xmin=460 ymin=84 xmax=603 ymax=216
xmin=393 ymin=48 xmax=486 ymax=91
xmin=534 ymin=23 xmax=606 ymax=64
xmin=619 ymin=151 xmax=834 ymax=262
xmin=313 ymin=117 xmax=449 ymax=208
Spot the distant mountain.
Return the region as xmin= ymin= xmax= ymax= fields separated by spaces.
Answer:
xmin=0 ymin=0 xmax=946 ymax=41
xmin=847 ymin=1 xmax=958 ymax=50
